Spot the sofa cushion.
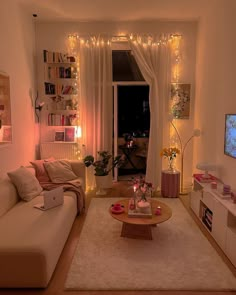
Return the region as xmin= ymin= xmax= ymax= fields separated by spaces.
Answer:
xmin=44 ymin=160 xmax=77 ymax=183
xmin=7 ymin=167 xmax=43 ymax=201
xmin=0 ymin=193 xmax=77 ymax=287
xmin=0 ymin=177 xmax=19 ymax=218
xmin=30 ymin=157 xmax=54 ymax=182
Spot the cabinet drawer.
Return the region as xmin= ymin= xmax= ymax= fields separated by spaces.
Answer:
xmin=190 ymin=191 xmax=202 ymax=217
xmin=202 ymin=191 xmax=214 ymax=211
xmin=225 ymin=227 xmax=236 ymax=267
xmin=212 ymin=199 xmax=228 ymax=251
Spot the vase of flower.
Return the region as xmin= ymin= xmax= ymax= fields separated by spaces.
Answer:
xmin=167 ymin=158 xmax=175 ymax=171
xmin=132 ymin=175 xmax=153 ymax=203
xmin=160 ymin=147 xmax=180 ymax=172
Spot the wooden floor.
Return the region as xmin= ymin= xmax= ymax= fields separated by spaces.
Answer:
xmin=1 ymin=180 xmax=236 ymax=295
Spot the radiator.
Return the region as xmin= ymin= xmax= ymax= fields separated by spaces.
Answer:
xmin=40 ymin=142 xmax=79 ymax=160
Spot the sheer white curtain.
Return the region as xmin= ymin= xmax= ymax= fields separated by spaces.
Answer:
xmin=79 ymin=37 xmax=113 ymax=189
xmin=129 ymin=36 xmax=171 ymax=189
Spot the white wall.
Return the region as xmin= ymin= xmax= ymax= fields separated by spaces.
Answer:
xmin=193 ymin=0 xmax=236 ymax=187
xmin=0 ymin=1 xmax=37 ymax=176
xmin=1 ymin=0 xmax=235 ymax=188
xmin=36 ymin=21 xmax=197 ymax=184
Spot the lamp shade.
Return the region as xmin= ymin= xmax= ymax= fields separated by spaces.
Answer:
xmin=196 ymin=162 xmax=217 ymax=178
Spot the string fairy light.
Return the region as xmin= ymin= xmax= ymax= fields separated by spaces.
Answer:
xmin=67 ymin=32 xmax=182 ymax=161
xmin=67 ymin=33 xmax=81 ymax=160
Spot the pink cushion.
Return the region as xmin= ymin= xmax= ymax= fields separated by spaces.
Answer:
xmin=30 ymin=157 xmax=54 ymax=182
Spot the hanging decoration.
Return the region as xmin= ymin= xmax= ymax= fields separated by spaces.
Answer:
xmin=169 ymin=34 xmax=183 ymax=148
xmin=67 ymin=33 xmax=81 ymax=159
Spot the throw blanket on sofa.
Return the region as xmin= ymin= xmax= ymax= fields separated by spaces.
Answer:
xmin=40 ymin=180 xmax=85 ymax=214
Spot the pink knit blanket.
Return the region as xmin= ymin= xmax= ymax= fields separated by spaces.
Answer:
xmin=40 ymin=180 xmax=85 ymax=214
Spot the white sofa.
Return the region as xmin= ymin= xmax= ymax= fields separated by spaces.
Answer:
xmin=0 ymin=160 xmax=85 ymax=288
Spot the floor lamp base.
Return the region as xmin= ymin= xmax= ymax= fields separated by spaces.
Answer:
xmin=179 ymin=188 xmax=191 ymax=195
xmin=179 ymin=191 xmax=189 ymax=196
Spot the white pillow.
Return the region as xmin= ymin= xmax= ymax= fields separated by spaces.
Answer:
xmin=7 ymin=166 xmax=43 ymax=201
xmin=43 ymin=160 xmax=77 ymax=183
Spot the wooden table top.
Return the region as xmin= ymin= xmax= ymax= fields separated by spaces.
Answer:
xmin=109 ymin=199 xmax=172 ymax=225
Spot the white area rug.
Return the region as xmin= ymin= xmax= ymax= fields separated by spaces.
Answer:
xmin=65 ymin=198 xmax=236 ymax=291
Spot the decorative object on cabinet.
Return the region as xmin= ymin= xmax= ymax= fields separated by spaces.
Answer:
xmin=170 ymin=83 xmax=191 ymax=119
xmin=193 ymin=173 xmax=217 ymax=183
xmin=169 ymin=115 xmax=200 ymax=194
xmin=0 ymin=72 xmax=11 ymax=143
xmin=196 ymin=162 xmax=217 ymax=181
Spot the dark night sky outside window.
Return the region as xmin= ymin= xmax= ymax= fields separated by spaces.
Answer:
xmin=112 ymin=50 xmax=150 ymax=138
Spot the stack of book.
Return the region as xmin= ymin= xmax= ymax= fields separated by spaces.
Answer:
xmin=202 ymin=207 xmax=212 ymax=232
xmin=193 ymin=173 xmax=217 ymax=183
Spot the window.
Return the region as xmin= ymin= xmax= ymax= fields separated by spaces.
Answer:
xmin=118 ymin=85 xmax=150 ymax=138
xmin=112 ymin=50 xmax=144 ymax=82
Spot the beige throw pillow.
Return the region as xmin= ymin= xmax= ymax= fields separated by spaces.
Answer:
xmin=7 ymin=166 xmax=43 ymax=201
xmin=43 ymin=160 xmax=77 ymax=183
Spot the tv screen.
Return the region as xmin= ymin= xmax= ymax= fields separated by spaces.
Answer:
xmin=224 ymin=114 xmax=236 ymax=158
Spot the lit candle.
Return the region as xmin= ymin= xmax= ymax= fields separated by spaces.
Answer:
xmin=133 ymin=185 xmax=137 ymax=193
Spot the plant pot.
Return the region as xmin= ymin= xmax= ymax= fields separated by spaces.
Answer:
xmin=95 ymin=175 xmax=112 ymax=195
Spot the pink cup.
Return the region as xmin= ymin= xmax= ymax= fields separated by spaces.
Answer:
xmin=113 ymin=204 xmax=121 ymax=210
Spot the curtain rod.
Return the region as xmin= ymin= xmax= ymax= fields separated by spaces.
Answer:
xmin=69 ymin=33 xmax=182 ymax=39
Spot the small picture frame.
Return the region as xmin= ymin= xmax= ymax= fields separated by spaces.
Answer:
xmin=65 ymin=127 xmax=75 ymax=142
xmin=2 ymin=126 xmax=12 ymax=142
xmin=54 ymin=130 xmax=65 ymax=142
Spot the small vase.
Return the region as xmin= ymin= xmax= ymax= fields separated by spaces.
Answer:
xmin=168 ymin=160 xmax=175 ymax=171
xmin=69 ymin=118 xmax=75 ymax=126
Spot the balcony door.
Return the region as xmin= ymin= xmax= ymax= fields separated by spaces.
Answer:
xmin=113 ymin=83 xmax=150 ymax=181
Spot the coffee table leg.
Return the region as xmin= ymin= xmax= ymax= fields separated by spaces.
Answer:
xmin=121 ymin=222 xmax=152 ymax=240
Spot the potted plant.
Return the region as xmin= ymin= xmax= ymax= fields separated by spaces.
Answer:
xmin=83 ymin=151 xmax=124 ymax=194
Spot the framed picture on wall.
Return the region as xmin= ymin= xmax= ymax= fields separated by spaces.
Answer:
xmin=170 ymin=83 xmax=191 ymax=119
xmin=0 ymin=72 xmax=12 ymax=144
xmin=2 ymin=126 xmax=12 ymax=142
xmin=54 ymin=130 xmax=65 ymax=142
xmin=65 ymin=127 xmax=75 ymax=142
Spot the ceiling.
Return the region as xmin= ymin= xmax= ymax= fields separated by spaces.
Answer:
xmin=18 ymin=0 xmax=201 ymax=22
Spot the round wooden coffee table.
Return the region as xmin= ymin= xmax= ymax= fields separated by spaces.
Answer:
xmin=109 ymin=199 xmax=172 ymax=240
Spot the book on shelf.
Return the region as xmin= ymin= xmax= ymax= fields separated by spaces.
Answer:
xmin=44 ymin=82 xmax=56 ymax=95
xmin=193 ymin=173 xmax=217 ymax=183
xmin=43 ymin=49 xmax=75 ymax=63
xmin=47 ymin=113 xmax=77 ymax=126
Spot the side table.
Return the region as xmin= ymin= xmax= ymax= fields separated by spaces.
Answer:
xmin=161 ymin=170 xmax=180 ymax=198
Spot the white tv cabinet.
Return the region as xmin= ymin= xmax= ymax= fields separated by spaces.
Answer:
xmin=190 ymin=177 xmax=236 ymax=267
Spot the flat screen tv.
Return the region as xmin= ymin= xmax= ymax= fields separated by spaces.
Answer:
xmin=224 ymin=114 xmax=236 ymax=159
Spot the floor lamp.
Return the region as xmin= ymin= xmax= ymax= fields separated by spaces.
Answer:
xmin=169 ymin=118 xmax=201 ymax=194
